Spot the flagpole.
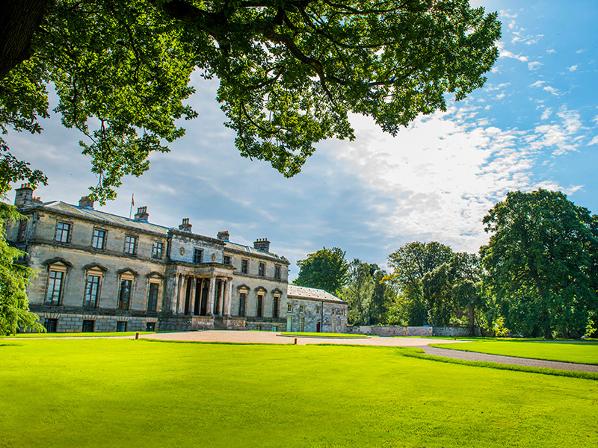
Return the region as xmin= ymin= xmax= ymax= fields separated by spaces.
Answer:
xmin=129 ymin=193 xmax=134 ymax=219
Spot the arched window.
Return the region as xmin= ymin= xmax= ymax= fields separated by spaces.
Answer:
xmin=272 ymin=296 xmax=280 ymax=318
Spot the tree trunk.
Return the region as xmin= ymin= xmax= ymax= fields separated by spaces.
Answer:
xmin=0 ymin=0 xmax=50 ymax=79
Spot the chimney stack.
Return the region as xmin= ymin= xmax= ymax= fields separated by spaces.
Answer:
xmin=134 ymin=206 xmax=149 ymax=222
xmin=253 ymin=238 xmax=270 ymax=252
xmin=14 ymin=183 xmax=34 ymax=208
xmin=179 ymin=218 xmax=192 ymax=232
xmin=217 ymin=230 xmax=230 ymax=241
xmin=78 ymin=195 xmax=94 ymax=209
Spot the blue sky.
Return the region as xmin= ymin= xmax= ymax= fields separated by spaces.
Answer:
xmin=6 ymin=0 xmax=597 ymax=278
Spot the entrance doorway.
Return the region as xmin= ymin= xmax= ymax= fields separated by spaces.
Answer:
xmin=316 ymin=322 xmax=321 ymax=333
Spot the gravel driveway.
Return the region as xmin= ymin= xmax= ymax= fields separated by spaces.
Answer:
xmin=422 ymin=346 xmax=598 ymax=373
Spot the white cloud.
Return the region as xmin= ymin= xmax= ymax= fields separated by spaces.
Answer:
xmin=529 ymin=107 xmax=583 ymax=156
xmin=540 ymin=107 xmax=552 ymax=120
xmin=498 ymin=42 xmax=529 ymax=63
xmin=546 ymin=48 xmax=556 ymax=54
xmin=568 ymin=65 xmax=578 ymax=72
xmin=530 ymin=80 xmax=560 ymax=96
xmin=589 ymin=135 xmax=598 ymax=146
xmin=528 ymin=61 xmax=542 ymax=71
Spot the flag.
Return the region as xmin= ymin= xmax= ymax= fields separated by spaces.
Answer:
xmin=129 ymin=193 xmax=135 ymax=219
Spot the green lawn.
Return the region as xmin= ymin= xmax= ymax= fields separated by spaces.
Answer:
xmin=0 ymin=331 xmax=154 ymax=338
xmin=280 ymin=331 xmax=367 ymax=338
xmin=1 ymin=340 xmax=597 ymax=447
xmin=431 ymin=340 xmax=598 ymax=365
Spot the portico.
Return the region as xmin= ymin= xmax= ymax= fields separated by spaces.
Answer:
xmin=170 ymin=264 xmax=235 ymax=320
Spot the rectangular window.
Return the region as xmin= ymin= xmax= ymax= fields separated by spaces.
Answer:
xmin=273 ymin=297 xmax=280 ymax=318
xmin=223 ymin=255 xmax=231 ymax=265
xmin=45 ymin=270 xmax=64 ymax=305
xmin=118 ymin=279 xmax=132 ymax=310
xmin=147 ymin=283 xmax=159 ymax=312
xmin=258 ymin=262 xmax=265 ymax=277
xmin=257 ymin=295 xmax=263 ymax=318
xmin=116 ymin=321 xmax=127 ymax=332
xmin=193 ymin=248 xmax=203 ymax=264
xmin=54 ymin=222 xmax=71 ymax=243
xmin=91 ymin=228 xmax=106 ymax=250
xmin=44 ymin=318 xmax=58 ymax=333
xmin=146 ymin=322 xmax=156 ymax=332
xmin=84 ymin=274 xmax=101 ymax=307
xmin=82 ymin=320 xmax=95 ymax=332
xmin=152 ymin=241 xmax=163 ymax=259
xmin=287 ymin=303 xmax=293 ymax=313
xmin=124 ymin=235 xmax=137 ymax=255
xmin=241 ymin=259 xmax=248 ymax=274
xmin=239 ymin=292 xmax=247 ymax=317
xmin=274 ymin=265 xmax=281 ymax=280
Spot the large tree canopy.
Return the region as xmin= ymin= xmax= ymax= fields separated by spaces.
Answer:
xmin=294 ymin=247 xmax=348 ymax=294
xmin=481 ymin=190 xmax=598 ymax=339
xmin=1 ymin=0 xmax=501 ymax=202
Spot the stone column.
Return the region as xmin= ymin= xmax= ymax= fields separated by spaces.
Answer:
xmin=189 ymin=276 xmax=196 ymax=316
xmin=217 ymin=280 xmax=225 ymax=315
xmin=171 ymin=273 xmax=179 ymax=314
xmin=178 ymin=275 xmax=187 ymax=315
xmin=207 ymin=276 xmax=216 ymax=316
xmin=225 ymin=280 xmax=233 ymax=316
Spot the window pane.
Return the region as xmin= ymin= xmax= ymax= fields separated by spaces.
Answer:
xmin=45 ymin=270 xmax=63 ymax=305
xmin=239 ymin=292 xmax=246 ymax=317
xmin=241 ymin=260 xmax=248 ymax=274
xmin=124 ymin=236 xmax=137 ymax=254
xmin=92 ymin=229 xmax=106 ymax=249
xmin=119 ymin=279 xmax=132 ymax=309
xmin=148 ymin=283 xmax=159 ymax=312
xmin=54 ymin=222 xmax=71 ymax=243
xmin=152 ymin=241 xmax=163 ymax=259
xmin=84 ymin=275 xmax=101 ymax=307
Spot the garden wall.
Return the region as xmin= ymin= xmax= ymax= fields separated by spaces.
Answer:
xmin=345 ymin=325 xmax=477 ymax=337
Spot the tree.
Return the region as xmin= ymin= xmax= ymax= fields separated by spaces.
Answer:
xmin=481 ymin=190 xmax=598 ymax=339
xmin=294 ymin=247 xmax=348 ymax=294
xmin=1 ymin=0 xmax=501 ymax=203
xmin=387 ymin=241 xmax=454 ymax=325
xmin=421 ymin=251 xmax=482 ymax=328
xmin=0 ymin=203 xmax=43 ymax=335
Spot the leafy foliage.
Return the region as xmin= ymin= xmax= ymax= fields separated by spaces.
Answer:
xmin=0 ymin=203 xmax=43 ymax=335
xmin=294 ymin=247 xmax=348 ymax=294
xmin=1 ymin=0 xmax=501 ymax=203
xmin=481 ymin=190 xmax=598 ymax=338
xmin=387 ymin=241 xmax=454 ymax=325
xmin=338 ymin=260 xmax=392 ymax=325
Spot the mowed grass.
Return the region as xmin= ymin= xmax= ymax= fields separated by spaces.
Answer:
xmin=431 ymin=340 xmax=598 ymax=365
xmin=1 ymin=340 xmax=597 ymax=448
xmin=280 ymin=331 xmax=367 ymax=338
xmin=0 ymin=331 xmax=154 ymax=338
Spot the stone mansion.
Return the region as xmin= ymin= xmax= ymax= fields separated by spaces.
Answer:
xmin=7 ymin=184 xmax=348 ymax=334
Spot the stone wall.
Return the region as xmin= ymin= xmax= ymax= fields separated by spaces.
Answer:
xmin=287 ymin=298 xmax=347 ymax=333
xmin=346 ymin=325 xmax=477 ymax=337
xmin=37 ymin=311 xmax=157 ymax=332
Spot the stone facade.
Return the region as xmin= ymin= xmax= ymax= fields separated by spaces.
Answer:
xmin=7 ymin=185 xmax=348 ymax=333
xmin=286 ymin=285 xmax=348 ymax=333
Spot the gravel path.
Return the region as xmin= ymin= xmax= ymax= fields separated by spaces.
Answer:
xmin=422 ymin=346 xmax=598 ymax=373
xmin=141 ymin=330 xmax=461 ymax=347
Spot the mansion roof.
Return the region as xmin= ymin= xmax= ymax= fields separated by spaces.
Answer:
xmin=287 ymin=285 xmax=346 ymax=304
xmin=25 ymin=200 xmax=288 ymax=263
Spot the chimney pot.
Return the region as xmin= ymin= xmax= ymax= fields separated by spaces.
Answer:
xmin=134 ymin=206 xmax=149 ymax=222
xmin=253 ymin=238 xmax=271 ymax=252
xmin=14 ymin=184 xmax=34 ymax=208
xmin=78 ymin=196 xmax=94 ymax=209
xmin=217 ymin=230 xmax=230 ymax=241
xmin=179 ymin=218 xmax=192 ymax=232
